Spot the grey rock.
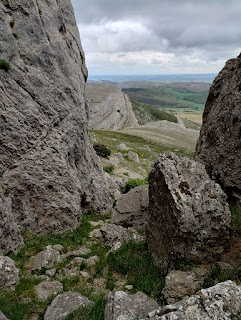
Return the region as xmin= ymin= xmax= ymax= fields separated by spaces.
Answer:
xmin=146 ymin=153 xmax=231 ymax=271
xmin=0 ymin=311 xmax=9 ymax=320
xmin=44 ymin=291 xmax=93 ymax=320
xmin=0 ymin=0 xmax=113 ymax=248
xmin=0 ymin=256 xmax=19 ymax=290
xmin=0 ymin=190 xmax=24 ymax=254
xmin=89 ymin=220 xmax=105 ymax=227
xmin=105 ymin=291 xmax=159 ymax=320
xmin=100 ymin=223 xmax=144 ymax=251
xmin=46 ymin=269 xmax=56 ymax=277
xmin=86 ymin=83 xmax=139 ymax=130
xmin=146 ymin=281 xmax=241 ymax=320
xmin=66 ymin=247 xmax=91 ymax=259
xmin=35 ymin=281 xmax=63 ymax=301
xmin=162 ymin=267 xmax=209 ymax=304
xmin=52 ymin=245 xmax=64 ymax=252
xmin=112 ymin=185 xmax=149 ymax=230
xmin=32 ymin=247 xmax=61 ymax=271
xmin=128 ymin=151 xmax=140 ymax=163
xmin=117 ymin=143 xmax=129 ymax=151
xmin=195 ymin=54 xmax=241 ymax=207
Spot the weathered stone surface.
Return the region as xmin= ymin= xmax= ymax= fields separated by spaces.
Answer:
xmin=0 ymin=311 xmax=9 ymax=320
xmin=0 ymin=0 xmax=113 ymax=244
xmin=35 ymin=281 xmax=63 ymax=301
xmin=105 ymin=291 xmax=159 ymax=320
xmin=162 ymin=267 xmax=208 ymax=304
xmin=44 ymin=291 xmax=93 ymax=320
xmin=128 ymin=151 xmax=140 ymax=163
xmin=146 ymin=281 xmax=241 ymax=320
xmin=112 ymin=185 xmax=149 ymax=230
xmin=117 ymin=143 xmax=129 ymax=151
xmin=0 ymin=191 xmax=23 ymax=254
xmin=32 ymin=247 xmax=61 ymax=271
xmin=86 ymin=83 xmax=139 ymax=130
xmin=52 ymin=245 xmax=64 ymax=252
xmin=146 ymin=153 xmax=231 ymax=271
xmin=100 ymin=224 xmax=144 ymax=251
xmin=195 ymin=54 xmax=241 ymax=207
xmin=0 ymin=256 xmax=19 ymax=290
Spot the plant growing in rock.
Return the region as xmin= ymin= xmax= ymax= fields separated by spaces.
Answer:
xmin=0 ymin=59 xmax=11 ymax=71
xmin=125 ymin=178 xmax=148 ymax=193
xmin=103 ymin=165 xmax=114 ymax=173
xmin=93 ymin=143 xmax=111 ymax=158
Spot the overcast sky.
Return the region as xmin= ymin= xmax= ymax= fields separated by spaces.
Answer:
xmin=71 ymin=0 xmax=241 ymax=75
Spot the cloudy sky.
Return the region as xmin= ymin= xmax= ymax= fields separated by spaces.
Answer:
xmin=71 ymin=0 xmax=241 ymax=75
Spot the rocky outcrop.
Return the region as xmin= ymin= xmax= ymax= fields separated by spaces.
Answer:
xmin=105 ymin=291 xmax=159 ymax=320
xmin=146 ymin=281 xmax=241 ymax=320
xmin=44 ymin=291 xmax=93 ymax=320
xmin=0 ymin=311 xmax=9 ymax=320
xmin=32 ymin=246 xmax=61 ymax=271
xmin=0 ymin=191 xmax=23 ymax=255
xmin=0 ymin=0 xmax=113 ymax=249
xmin=0 ymin=256 xmax=19 ymax=291
xmin=146 ymin=153 xmax=230 ymax=271
xmin=195 ymin=54 xmax=241 ymax=206
xmin=86 ymin=83 xmax=139 ymax=130
xmin=162 ymin=267 xmax=208 ymax=304
xmin=112 ymin=185 xmax=149 ymax=230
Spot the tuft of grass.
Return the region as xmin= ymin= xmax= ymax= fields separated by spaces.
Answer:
xmin=107 ymin=241 xmax=166 ymax=304
xmin=93 ymin=143 xmax=111 ymax=158
xmin=0 ymin=59 xmax=11 ymax=71
xmin=103 ymin=165 xmax=114 ymax=174
xmin=10 ymin=20 xmax=15 ymax=28
xmin=2 ymin=0 xmax=10 ymax=8
xmin=125 ymin=178 xmax=148 ymax=193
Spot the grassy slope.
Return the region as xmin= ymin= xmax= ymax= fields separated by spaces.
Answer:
xmin=131 ymin=100 xmax=177 ymax=125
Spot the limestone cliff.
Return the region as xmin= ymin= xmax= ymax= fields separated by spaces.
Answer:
xmin=0 ymin=0 xmax=113 ymax=253
xmin=195 ymin=54 xmax=241 ymax=206
xmin=86 ymin=83 xmax=139 ymax=130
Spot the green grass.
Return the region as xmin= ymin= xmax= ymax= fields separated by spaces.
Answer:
xmin=107 ymin=241 xmax=166 ymax=304
xmin=0 ymin=59 xmax=11 ymax=71
xmin=125 ymin=178 xmax=148 ymax=193
xmin=103 ymin=165 xmax=114 ymax=174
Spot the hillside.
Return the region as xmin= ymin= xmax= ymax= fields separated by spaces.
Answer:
xmin=131 ymin=100 xmax=177 ymax=125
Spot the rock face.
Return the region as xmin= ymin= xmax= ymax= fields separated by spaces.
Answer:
xmin=105 ymin=291 xmax=159 ymax=320
xmin=86 ymin=83 xmax=139 ymax=130
xmin=0 ymin=256 xmax=19 ymax=290
xmin=32 ymin=246 xmax=61 ymax=271
xmin=195 ymin=54 xmax=241 ymax=206
xmin=44 ymin=291 xmax=92 ymax=320
xmin=146 ymin=281 xmax=241 ymax=320
xmin=146 ymin=153 xmax=230 ymax=271
xmin=0 ymin=311 xmax=9 ymax=320
xmin=0 ymin=0 xmax=113 ymax=249
xmin=112 ymin=185 xmax=149 ymax=230
xmin=0 ymin=191 xmax=23 ymax=255
xmin=162 ymin=267 xmax=208 ymax=304
xmin=35 ymin=281 xmax=63 ymax=301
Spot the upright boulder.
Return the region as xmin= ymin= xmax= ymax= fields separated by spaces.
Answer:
xmin=0 ymin=256 xmax=19 ymax=291
xmin=195 ymin=54 xmax=241 ymax=206
xmin=0 ymin=0 xmax=113 ymax=248
xmin=146 ymin=153 xmax=230 ymax=271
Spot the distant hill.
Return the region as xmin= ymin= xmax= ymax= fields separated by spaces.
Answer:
xmin=131 ymin=100 xmax=177 ymax=125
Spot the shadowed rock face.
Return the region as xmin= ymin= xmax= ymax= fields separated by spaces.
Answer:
xmin=0 ymin=0 xmax=113 ymax=253
xmin=146 ymin=153 xmax=230 ymax=272
xmin=195 ymin=54 xmax=241 ymax=206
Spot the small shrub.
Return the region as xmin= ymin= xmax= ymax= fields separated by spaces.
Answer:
xmin=125 ymin=178 xmax=148 ymax=193
xmin=93 ymin=144 xmax=111 ymax=158
xmin=12 ymin=32 xmax=18 ymax=39
xmin=103 ymin=165 xmax=114 ymax=174
xmin=0 ymin=59 xmax=11 ymax=71
xmin=2 ymin=0 xmax=10 ymax=8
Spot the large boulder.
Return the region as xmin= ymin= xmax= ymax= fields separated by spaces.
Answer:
xmin=44 ymin=291 xmax=93 ymax=320
xmin=105 ymin=291 xmax=159 ymax=320
xmin=195 ymin=54 xmax=241 ymax=207
xmin=32 ymin=246 xmax=61 ymax=271
xmin=112 ymin=185 xmax=149 ymax=230
xmin=0 ymin=256 xmax=19 ymax=291
xmin=146 ymin=281 xmax=241 ymax=320
xmin=35 ymin=281 xmax=63 ymax=301
xmin=0 ymin=0 xmax=113 ymax=246
xmin=146 ymin=153 xmax=230 ymax=271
